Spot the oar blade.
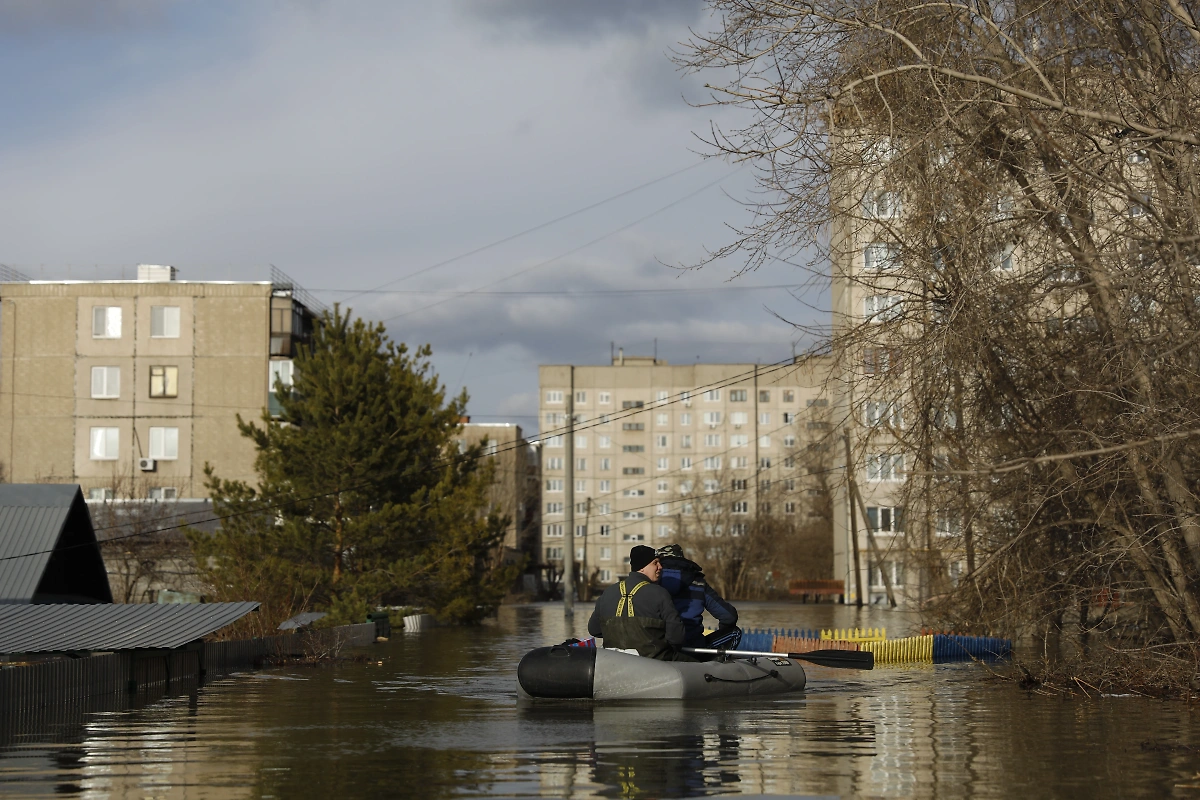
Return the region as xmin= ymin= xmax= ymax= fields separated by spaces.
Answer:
xmin=790 ymin=648 xmax=874 ymax=670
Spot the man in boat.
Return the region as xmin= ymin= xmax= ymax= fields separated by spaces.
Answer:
xmin=587 ymin=545 xmax=696 ymax=661
xmin=655 ymin=543 xmax=742 ymax=653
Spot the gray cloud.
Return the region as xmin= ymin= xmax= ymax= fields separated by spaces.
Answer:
xmin=460 ymin=0 xmax=707 ymax=40
xmin=0 ymin=0 xmax=168 ymax=33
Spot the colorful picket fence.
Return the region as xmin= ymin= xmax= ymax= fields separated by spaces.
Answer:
xmin=741 ymin=627 xmax=1012 ymax=666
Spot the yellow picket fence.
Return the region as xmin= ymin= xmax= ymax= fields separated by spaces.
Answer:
xmin=860 ymin=634 xmax=935 ymax=665
xmin=820 ymin=627 xmax=887 ymax=643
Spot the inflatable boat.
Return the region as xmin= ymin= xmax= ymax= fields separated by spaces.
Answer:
xmin=517 ymin=645 xmax=807 ymax=700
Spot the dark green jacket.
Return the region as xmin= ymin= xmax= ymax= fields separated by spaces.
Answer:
xmin=587 ymin=573 xmax=692 ymax=660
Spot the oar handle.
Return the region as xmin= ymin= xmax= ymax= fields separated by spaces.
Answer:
xmin=683 ymin=646 xmax=874 ymax=670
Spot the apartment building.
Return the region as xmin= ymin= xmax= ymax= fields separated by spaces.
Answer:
xmin=538 ymin=353 xmax=832 ymax=589
xmin=457 ymin=422 xmax=541 ymax=588
xmin=0 ymin=265 xmax=320 ymax=499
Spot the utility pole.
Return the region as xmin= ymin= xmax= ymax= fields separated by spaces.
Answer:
xmin=580 ymin=497 xmax=593 ymax=602
xmin=844 ymin=430 xmax=864 ymax=607
xmin=563 ymin=366 xmax=576 ymax=615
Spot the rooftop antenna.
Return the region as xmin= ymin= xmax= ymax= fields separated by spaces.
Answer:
xmin=654 ymin=338 xmax=657 ymax=362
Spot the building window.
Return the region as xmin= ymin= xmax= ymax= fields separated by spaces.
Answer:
xmin=657 ymin=413 xmax=668 ymax=426
xmin=149 ymin=366 xmax=178 ymax=398
xmin=622 ymin=422 xmax=645 ymax=431
xmin=622 ymin=467 xmax=645 ymax=475
xmin=89 ymin=427 xmax=119 ymax=460
xmin=87 ymin=487 xmax=115 ymax=501
xmin=680 ymin=413 xmax=691 ymax=426
xmin=150 ymin=306 xmax=181 ymax=338
xmin=148 ymin=487 xmax=178 ymax=501
xmin=545 ymin=412 xmax=564 ymax=426
xmin=704 ymin=456 xmax=722 ymax=470
xmin=656 ymin=435 xmax=668 ymax=448
xmin=807 ymin=398 xmax=829 ymax=407
xmin=599 ymin=436 xmax=612 ymax=448
xmin=731 ymin=478 xmax=748 ymax=491
xmin=656 ymin=524 xmax=671 ymax=538
xmin=622 ymin=444 xmax=644 ymax=453
xmin=575 ymin=390 xmax=587 ymax=403
xmin=730 ymin=412 xmax=748 ymax=426
xmin=575 ymin=436 xmax=587 ymax=449
xmin=149 ymin=427 xmax=179 ymax=460
xmin=576 ymin=479 xmax=587 ymax=493
xmin=270 ymin=360 xmax=294 ymax=391
xmin=863 ymin=242 xmax=900 ymax=270
xmin=546 ymin=502 xmax=564 ymax=515
xmin=730 ymin=456 xmax=748 ymax=468
xmin=484 ymin=439 xmax=498 ymax=456
xmin=656 ymin=503 xmax=669 ymax=516
xmin=991 ymin=243 xmax=1016 ymax=272
xmin=867 ymin=506 xmax=905 ymax=533
xmin=623 ymin=488 xmax=645 ymax=498
xmin=729 ymin=389 xmax=747 ymax=402
xmin=760 ymin=457 xmax=771 ymax=469
xmin=864 ymin=294 xmax=903 ymax=322
xmin=782 ymin=412 xmax=796 ymax=424
xmin=731 ymin=435 xmax=749 ymax=448
xmin=758 ymin=435 xmax=770 ymax=449
xmin=657 ymin=457 xmax=668 ymax=471
xmin=576 ymin=458 xmax=587 ymax=470
xmin=704 ymin=389 xmax=721 ymax=402
xmin=90 ymin=366 xmax=120 ymax=399
xmin=546 ymin=479 xmax=564 ymax=492
xmin=866 ymin=454 xmax=906 ymax=481
xmin=870 ymin=561 xmax=905 ymax=588
xmin=703 ymin=412 xmax=722 ymax=425
xmin=600 ymin=547 xmax=613 ymax=561
xmin=864 ymin=400 xmax=903 ymax=428
xmin=784 ymin=502 xmax=796 ymax=514
xmin=704 ymin=434 xmax=721 ymax=447
xmin=92 ymin=306 xmax=122 ymax=339
xmin=599 ymin=524 xmax=611 ymax=537
xmin=545 ymin=524 xmax=564 ymax=538
xmin=546 ymin=457 xmax=563 ymax=470
xmin=759 ymin=390 xmax=770 ymax=402
xmin=597 ymin=502 xmax=611 ymax=514
xmin=546 ymin=547 xmax=564 ymax=560
xmin=656 ymin=390 xmax=669 ymax=402
xmin=783 ymin=435 xmax=796 ymax=447
xmin=936 ymin=512 xmax=962 ymax=536
xmin=681 ymin=457 xmax=693 ymax=470
xmin=680 ymin=435 xmax=692 ymax=449
xmin=546 ymin=390 xmax=564 ymax=404
xmin=863 ymin=348 xmax=902 ymax=377
xmin=598 ymin=392 xmax=611 ymax=404
xmin=731 ymin=501 xmax=749 ymax=515
xmin=600 ymin=458 xmax=611 ymax=471
xmin=759 ymin=412 xmax=770 ymax=425
xmin=546 ymin=435 xmax=563 ymax=448
xmin=657 ymin=481 xmax=669 ymax=493
xmin=599 ymin=479 xmax=611 ymax=492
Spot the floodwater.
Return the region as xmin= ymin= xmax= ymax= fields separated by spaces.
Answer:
xmin=1 ymin=603 xmax=1199 ymax=799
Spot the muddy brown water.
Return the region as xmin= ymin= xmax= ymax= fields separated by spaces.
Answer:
xmin=1 ymin=602 xmax=1198 ymax=798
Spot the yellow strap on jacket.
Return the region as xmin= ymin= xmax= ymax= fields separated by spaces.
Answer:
xmin=615 ymin=580 xmax=648 ymax=618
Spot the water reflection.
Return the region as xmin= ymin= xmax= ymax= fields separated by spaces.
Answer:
xmin=0 ymin=602 xmax=1198 ymax=798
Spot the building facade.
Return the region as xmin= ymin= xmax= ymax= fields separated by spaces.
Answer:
xmin=538 ymin=354 xmax=832 ymax=591
xmin=0 ymin=266 xmax=319 ymax=500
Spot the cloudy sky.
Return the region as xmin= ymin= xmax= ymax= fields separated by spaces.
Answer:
xmin=0 ymin=0 xmax=826 ymax=430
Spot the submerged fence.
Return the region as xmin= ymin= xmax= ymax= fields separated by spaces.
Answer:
xmin=0 ymin=622 xmax=377 ymax=727
xmin=741 ymin=627 xmax=1012 ymax=666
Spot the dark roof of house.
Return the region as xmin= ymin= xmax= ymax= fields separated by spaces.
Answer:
xmin=0 ymin=484 xmax=112 ymax=604
xmin=0 ymin=602 xmax=260 ymax=654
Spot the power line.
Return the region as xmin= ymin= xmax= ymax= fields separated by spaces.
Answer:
xmin=338 ymin=160 xmax=713 ymax=303
xmin=378 ymin=168 xmax=742 ymax=324
xmin=317 ymin=284 xmax=798 ymax=297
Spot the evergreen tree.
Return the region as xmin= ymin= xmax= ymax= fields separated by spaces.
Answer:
xmin=189 ymin=307 xmax=520 ymax=628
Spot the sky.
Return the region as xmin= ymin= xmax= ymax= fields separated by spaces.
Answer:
xmin=0 ymin=0 xmax=827 ymax=431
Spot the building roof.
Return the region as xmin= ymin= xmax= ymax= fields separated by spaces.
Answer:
xmin=0 ymin=484 xmax=112 ymax=604
xmin=0 ymin=602 xmax=259 ymax=654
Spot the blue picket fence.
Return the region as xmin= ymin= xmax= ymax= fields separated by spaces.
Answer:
xmin=931 ymin=634 xmax=1011 ymax=662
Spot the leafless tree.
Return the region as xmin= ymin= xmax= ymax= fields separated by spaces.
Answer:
xmin=682 ymin=1 xmax=1200 ymax=674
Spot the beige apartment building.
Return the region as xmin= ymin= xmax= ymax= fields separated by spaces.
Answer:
xmin=0 ymin=265 xmax=319 ymax=499
xmin=538 ymin=354 xmax=832 ymax=589
xmin=457 ymin=422 xmax=541 ymax=590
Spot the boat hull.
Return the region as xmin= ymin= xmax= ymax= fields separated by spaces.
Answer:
xmin=517 ymin=646 xmax=806 ymax=700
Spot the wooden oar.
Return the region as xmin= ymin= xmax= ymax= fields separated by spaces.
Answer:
xmin=683 ymin=646 xmax=874 ymax=670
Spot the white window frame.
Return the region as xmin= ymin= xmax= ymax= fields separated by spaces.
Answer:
xmin=866 ymin=453 xmax=906 ymax=482
xmin=598 ymin=392 xmax=611 ymax=404
xmin=864 ymin=295 xmax=903 ymax=322
xmin=149 ymin=426 xmax=179 ymax=460
xmin=704 ymin=389 xmax=721 ymax=402
xmin=92 ymin=306 xmax=122 ymax=339
xmin=89 ymin=427 xmax=119 ymax=460
xmin=90 ymin=366 xmax=120 ymax=399
xmin=546 ymin=479 xmax=564 ymax=492
xmin=150 ymin=305 xmax=181 ymax=338
xmin=657 ymin=457 xmax=668 ymax=471
xmin=545 ymin=390 xmax=564 ymax=404
xmin=704 ymin=456 xmax=722 ymax=470
xmin=863 ymin=242 xmax=900 ymax=271
xmin=546 ymin=435 xmax=563 ymax=448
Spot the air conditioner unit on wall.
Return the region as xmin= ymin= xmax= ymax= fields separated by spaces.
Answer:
xmin=138 ymin=458 xmax=156 ymax=472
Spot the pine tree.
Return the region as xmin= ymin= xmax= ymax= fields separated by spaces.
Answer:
xmin=189 ymin=307 xmax=520 ymax=629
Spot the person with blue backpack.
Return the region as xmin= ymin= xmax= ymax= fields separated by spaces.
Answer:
xmin=655 ymin=543 xmax=741 ymax=653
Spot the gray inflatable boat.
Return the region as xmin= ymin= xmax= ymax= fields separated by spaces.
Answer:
xmin=517 ymin=645 xmax=806 ymax=700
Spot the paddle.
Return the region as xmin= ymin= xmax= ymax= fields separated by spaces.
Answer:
xmin=683 ymin=646 xmax=874 ymax=670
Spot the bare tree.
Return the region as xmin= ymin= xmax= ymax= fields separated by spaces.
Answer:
xmin=682 ymin=1 xmax=1200 ymax=675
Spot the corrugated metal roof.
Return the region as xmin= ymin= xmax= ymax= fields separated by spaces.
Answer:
xmin=0 ymin=485 xmax=78 ymax=603
xmin=0 ymin=602 xmax=259 ymax=654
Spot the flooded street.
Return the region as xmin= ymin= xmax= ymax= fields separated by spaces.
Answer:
xmin=2 ymin=602 xmax=1199 ymax=798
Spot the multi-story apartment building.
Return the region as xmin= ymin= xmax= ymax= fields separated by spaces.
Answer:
xmin=0 ymin=265 xmax=320 ymax=499
xmin=456 ymin=422 xmax=541 ymax=590
xmin=538 ymin=353 xmax=832 ymax=590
